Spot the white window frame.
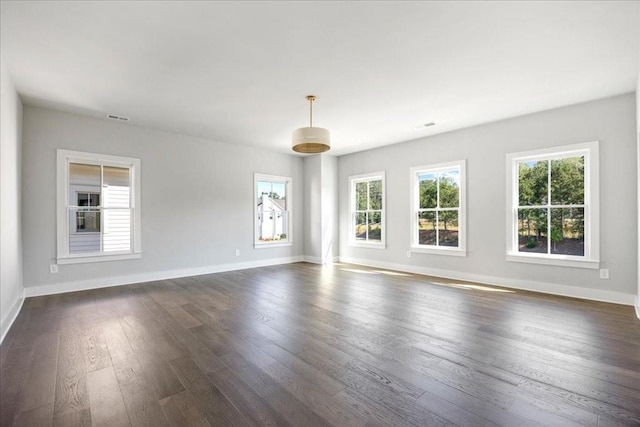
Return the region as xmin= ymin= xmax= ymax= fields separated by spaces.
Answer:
xmin=349 ymin=171 xmax=386 ymax=249
xmin=410 ymin=160 xmax=467 ymax=257
xmin=56 ymin=149 xmax=142 ymax=264
xmin=254 ymin=173 xmax=293 ymax=248
xmin=506 ymin=141 xmax=599 ymax=269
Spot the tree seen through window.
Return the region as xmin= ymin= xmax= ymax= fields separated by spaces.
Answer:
xmin=417 ymin=168 xmax=460 ymax=247
xmin=517 ymin=156 xmax=585 ymax=256
xmin=353 ymin=178 xmax=383 ymax=242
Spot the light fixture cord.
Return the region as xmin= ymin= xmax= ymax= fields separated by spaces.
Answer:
xmin=309 ymin=97 xmax=313 ymax=127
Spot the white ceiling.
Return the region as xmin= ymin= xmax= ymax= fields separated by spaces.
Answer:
xmin=1 ymin=1 xmax=639 ymax=156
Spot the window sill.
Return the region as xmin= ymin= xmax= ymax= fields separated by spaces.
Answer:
xmin=349 ymin=241 xmax=386 ymax=250
xmin=410 ymin=246 xmax=467 ymax=257
xmin=57 ymin=252 xmax=142 ymax=265
xmin=254 ymin=242 xmax=293 ymax=249
xmin=506 ymin=253 xmax=599 ymax=269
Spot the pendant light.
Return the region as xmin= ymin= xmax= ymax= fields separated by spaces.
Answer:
xmin=292 ymin=95 xmax=330 ymax=154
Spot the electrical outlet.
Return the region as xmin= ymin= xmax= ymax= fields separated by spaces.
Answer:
xmin=235 ymin=249 xmax=240 ymax=257
xmin=49 ymin=264 xmax=58 ymax=274
xmin=406 ymin=251 xmax=412 ymax=258
xmin=599 ymin=268 xmax=609 ymax=279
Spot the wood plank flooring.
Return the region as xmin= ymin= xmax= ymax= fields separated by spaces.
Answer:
xmin=1 ymin=262 xmax=639 ymax=426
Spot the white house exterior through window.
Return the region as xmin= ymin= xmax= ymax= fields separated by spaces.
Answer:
xmin=56 ymin=150 xmax=142 ymax=264
xmin=254 ymin=173 xmax=292 ymax=248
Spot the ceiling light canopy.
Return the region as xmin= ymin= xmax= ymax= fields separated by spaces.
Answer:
xmin=292 ymin=95 xmax=330 ymax=154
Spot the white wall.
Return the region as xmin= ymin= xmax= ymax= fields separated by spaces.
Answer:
xmin=22 ymin=106 xmax=304 ymax=295
xmin=303 ymin=154 xmax=339 ymax=264
xmin=0 ymin=62 xmax=24 ymax=343
xmin=636 ymin=77 xmax=640 ymax=317
xmin=339 ymin=94 xmax=637 ymax=304
xmin=303 ymin=155 xmax=322 ymax=261
xmin=12 ymin=92 xmax=639 ymax=323
xmin=321 ymin=155 xmax=339 ymax=263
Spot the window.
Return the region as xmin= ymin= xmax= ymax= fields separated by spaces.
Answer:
xmin=506 ymin=141 xmax=599 ymax=269
xmin=349 ymin=172 xmax=385 ymax=247
xmin=76 ymin=192 xmax=100 ymax=232
xmin=56 ymin=150 xmax=141 ymax=264
xmin=254 ymin=173 xmax=292 ymax=247
xmin=410 ymin=161 xmax=466 ymax=256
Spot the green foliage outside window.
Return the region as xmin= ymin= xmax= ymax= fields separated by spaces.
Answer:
xmin=517 ymin=156 xmax=585 ymax=256
xmin=354 ymin=178 xmax=383 ymax=242
xmin=417 ymin=169 xmax=460 ymax=247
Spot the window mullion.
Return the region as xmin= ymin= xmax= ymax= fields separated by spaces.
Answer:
xmin=352 ymin=211 xmax=355 ymax=241
xmin=366 ymin=182 xmax=371 ymax=242
xmin=514 ymin=163 xmax=519 ymax=251
xmin=547 ymin=160 xmax=551 ymax=255
xmin=436 ymin=173 xmax=440 ymax=247
xmin=365 ymin=211 xmax=369 ymax=241
xmin=435 ymin=210 xmax=440 ymax=246
xmin=415 ymin=176 xmax=419 ymax=245
xmin=100 ymin=165 xmax=104 ymax=253
xmin=436 ymin=172 xmax=441 ymax=210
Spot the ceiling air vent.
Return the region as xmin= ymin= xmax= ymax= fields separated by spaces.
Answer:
xmin=414 ymin=122 xmax=436 ymax=130
xmin=106 ymin=114 xmax=130 ymax=122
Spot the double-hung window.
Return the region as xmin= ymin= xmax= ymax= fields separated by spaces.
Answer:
xmin=56 ymin=150 xmax=142 ymax=264
xmin=410 ymin=160 xmax=466 ymax=256
xmin=254 ymin=173 xmax=292 ymax=247
xmin=506 ymin=141 xmax=599 ymax=268
xmin=349 ymin=172 xmax=385 ymax=247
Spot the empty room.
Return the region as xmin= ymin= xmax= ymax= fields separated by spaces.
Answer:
xmin=1 ymin=1 xmax=640 ymax=426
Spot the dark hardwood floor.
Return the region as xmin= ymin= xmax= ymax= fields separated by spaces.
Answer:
xmin=1 ymin=262 xmax=639 ymax=426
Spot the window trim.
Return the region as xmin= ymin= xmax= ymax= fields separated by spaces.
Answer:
xmin=348 ymin=171 xmax=386 ymax=249
xmin=56 ymin=149 xmax=142 ymax=264
xmin=505 ymin=141 xmax=599 ymax=269
xmin=409 ymin=160 xmax=467 ymax=257
xmin=254 ymin=173 xmax=293 ymax=248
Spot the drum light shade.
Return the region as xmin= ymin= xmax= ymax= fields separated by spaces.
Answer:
xmin=292 ymin=95 xmax=330 ymax=154
xmin=292 ymin=126 xmax=330 ymax=153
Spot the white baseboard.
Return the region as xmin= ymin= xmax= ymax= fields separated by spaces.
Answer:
xmin=339 ymin=256 xmax=636 ymax=306
xmin=19 ymin=254 xmax=638 ymax=315
xmin=0 ymin=289 xmax=25 ymax=345
xmin=24 ymin=256 xmax=305 ymax=298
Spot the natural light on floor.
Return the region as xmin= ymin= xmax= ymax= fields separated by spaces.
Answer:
xmin=337 ymin=266 xmax=412 ymax=277
xmin=336 ymin=264 xmax=514 ymax=293
xmin=438 ymin=282 xmax=516 ymax=293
